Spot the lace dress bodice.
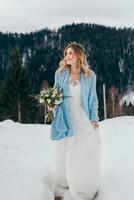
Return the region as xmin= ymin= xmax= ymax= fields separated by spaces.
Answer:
xmin=68 ymin=75 xmax=93 ymax=131
xmin=69 ymin=84 xmax=81 ymax=108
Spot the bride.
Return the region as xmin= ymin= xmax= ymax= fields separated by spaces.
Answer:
xmin=51 ymin=41 xmax=101 ymax=200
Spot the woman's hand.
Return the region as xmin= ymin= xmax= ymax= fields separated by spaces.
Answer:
xmin=91 ymin=121 xmax=99 ymax=129
xmin=47 ymin=105 xmax=54 ymax=111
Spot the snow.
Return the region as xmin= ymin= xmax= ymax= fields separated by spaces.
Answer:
xmin=0 ymin=116 xmax=134 ymax=200
xmin=120 ymin=90 xmax=134 ymax=106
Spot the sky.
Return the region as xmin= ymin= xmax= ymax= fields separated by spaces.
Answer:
xmin=0 ymin=0 xmax=134 ymax=33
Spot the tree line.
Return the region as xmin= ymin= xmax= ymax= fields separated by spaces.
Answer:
xmin=0 ymin=22 xmax=134 ymax=123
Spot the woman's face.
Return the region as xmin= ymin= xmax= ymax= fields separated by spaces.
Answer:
xmin=65 ymin=47 xmax=78 ymax=66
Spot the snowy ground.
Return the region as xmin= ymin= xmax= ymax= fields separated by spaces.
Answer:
xmin=0 ymin=116 xmax=134 ymax=200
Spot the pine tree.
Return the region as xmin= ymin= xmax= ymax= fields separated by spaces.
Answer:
xmin=0 ymin=46 xmax=37 ymax=122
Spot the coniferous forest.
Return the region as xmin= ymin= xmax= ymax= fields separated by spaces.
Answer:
xmin=0 ymin=23 xmax=134 ymax=123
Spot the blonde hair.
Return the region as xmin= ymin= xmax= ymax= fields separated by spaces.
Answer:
xmin=59 ymin=41 xmax=90 ymax=76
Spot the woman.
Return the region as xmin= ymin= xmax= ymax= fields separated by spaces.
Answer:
xmin=51 ymin=41 xmax=101 ymax=200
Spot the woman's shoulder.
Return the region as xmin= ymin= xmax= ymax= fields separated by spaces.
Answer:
xmin=55 ymin=68 xmax=61 ymax=78
xmin=55 ymin=68 xmax=61 ymax=74
xmin=87 ymin=69 xmax=96 ymax=79
xmin=55 ymin=67 xmax=68 ymax=77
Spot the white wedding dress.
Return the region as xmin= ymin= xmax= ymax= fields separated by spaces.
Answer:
xmin=53 ymin=78 xmax=101 ymax=200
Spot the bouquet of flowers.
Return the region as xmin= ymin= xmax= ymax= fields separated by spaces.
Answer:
xmin=33 ymin=87 xmax=71 ymax=123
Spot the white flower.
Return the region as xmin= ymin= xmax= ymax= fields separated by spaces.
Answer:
xmin=55 ymin=99 xmax=62 ymax=105
xmin=41 ymin=90 xmax=44 ymax=95
xmin=47 ymin=99 xmax=51 ymax=104
xmin=39 ymin=98 xmax=44 ymax=104
xmin=54 ymin=88 xmax=57 ymax=91
xmin=45 ymin=94 xmax=49 ymax=97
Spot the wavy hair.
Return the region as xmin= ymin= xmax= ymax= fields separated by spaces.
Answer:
xmin=58 ymin=41 xmax=90 ymax=76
